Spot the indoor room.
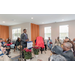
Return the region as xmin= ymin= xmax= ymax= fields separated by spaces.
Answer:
xmin=0 ymin=14 xmax=75 ymax=61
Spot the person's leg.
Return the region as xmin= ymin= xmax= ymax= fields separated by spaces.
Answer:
xmin=14 ymin=44 xmax=17 ymax=52
xmin=50 ymin=44 xmax=53 ymax=50
xmin=45 ymin=45 xmax=46 ymax=50
xmin=48 ymin=44 xmax=51 ymax=50
xmin=48 ymin=44 xmax=50 ymax=49
xmin=40 ymin=47 xmax=42 ymax=54
xmin=14 ymin=46 xmax=16 ymax=52
xmin=8 ymin=49 xmax=10 ymax=55
xmin=46 ymin=45 xmax=47 ymax=50
xmin=6 ymin=49 xmax=9 ymax=55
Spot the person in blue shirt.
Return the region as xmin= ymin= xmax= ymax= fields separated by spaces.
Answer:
xmin=47 ymin=37 xmax=53 ymax=50
xmin=2 ymin=39 xmax=5 ymax=45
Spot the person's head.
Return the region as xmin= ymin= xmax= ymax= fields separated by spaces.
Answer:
xmin=0 ymin=38 xmax=2 ymax=43
xmin=2 ymin=39 xmax=5 ymax=42
xmin=48 ymin=37 xmax=50 ymax=40
xmin=7 ymin=37 xmax=10 ymax=40
xmin=17 ymin=37 xmax=21 ymax=42
xmin=64 ymin=39 xmax=69 ymax=43
xmin=73 ymin=38 xmax=75 ymax=42
xmin=63 ymin=42 xmax=72 ymax=51
xmin=57 ymin=37 xmax=59 ymax=40
xmin=23 ymin=29 xmax=27 ymax=33
xmin=65 ymin=37 xmax=68 ymax=39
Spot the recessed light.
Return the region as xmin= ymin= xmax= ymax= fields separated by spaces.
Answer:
xmin=42 ymin=22 xmax=44 ymax=24
xmin=62 ymin=19 xmax=64 ymax=21
xmin=3 ymin=21 xmax=5 ymax=23
xmin=31 ymin=17 xmax=33 ymax=19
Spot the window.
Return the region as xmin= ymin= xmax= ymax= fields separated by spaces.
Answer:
xmin=44 ymin=27 xmax=51 ymax=39
xmin=12 ymin=28 xmax=21 ymax=40
xmin=59 ymin=25 xmax=69 ymax=40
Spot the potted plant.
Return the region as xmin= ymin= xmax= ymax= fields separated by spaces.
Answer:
xmin=23 ymin=48 xmax=32 ymax=61
xmin=33 ymin=47 xmax=39 ymax=57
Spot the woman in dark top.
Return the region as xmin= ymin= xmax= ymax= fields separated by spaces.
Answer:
xmin=14 ymin=38 xmax=21 ymax=52
xmin=6 ymin=38 xmax=12 ymax=55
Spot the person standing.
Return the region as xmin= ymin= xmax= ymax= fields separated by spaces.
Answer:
xmin=21 ymin=29 xmax=29 ymax=49
xmin=21 ymin=29 xmax=29 ymax=60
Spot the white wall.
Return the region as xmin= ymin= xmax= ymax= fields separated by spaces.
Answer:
xmin=9 ymin=22 xmax=31 ymax=41
xmin=39 ymin=20 xmax=75 ymax=44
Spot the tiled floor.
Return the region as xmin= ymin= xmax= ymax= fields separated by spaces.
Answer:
xmin=9 ymin=49 xmax=20 ymax=58
xmin=9 ymin=49 xmax=52 ymax=61
xmin=31 ymin=50 xmax=51 ymax=61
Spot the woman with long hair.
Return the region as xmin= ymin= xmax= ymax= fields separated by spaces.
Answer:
xmin=14 ymin=37 xmax=21 ymax=52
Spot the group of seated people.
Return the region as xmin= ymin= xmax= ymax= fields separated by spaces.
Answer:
xmin=0 ymin=38 xmax=12 ymax=60
xmin=0 ymin=36 xmax=75 ymax=61
xmin=36 ymin=36 xmax=75 ymax=61
xmin=0 ymin=37 xmax=22 ymax=61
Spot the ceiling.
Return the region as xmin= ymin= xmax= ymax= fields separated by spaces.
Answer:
xmin=0 ymin=14 xmax=75 ymax=26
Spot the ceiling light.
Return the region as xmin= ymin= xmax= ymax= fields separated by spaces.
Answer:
xmin=42 ymin=22 xmax=44 ymax=24
xmin=3 ymin=21 xmax=5 ymax=23
xmin=62 ymin=19 xmax=64 ymax=21
xmin=31 ymin=17 xmax=33 ymax=19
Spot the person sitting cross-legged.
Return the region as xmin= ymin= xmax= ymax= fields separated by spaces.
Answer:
xmin=47 ymin=37 xmax=53 ymax=50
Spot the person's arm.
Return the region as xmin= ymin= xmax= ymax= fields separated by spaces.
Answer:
xmin=21 ymin=34 xmax=26 ymax=42
xmin=50 ymin=40 xmax=52 ymax=42
xmin=26 ymin=34 xmax=29 ymax=41
xmin=47 ymin=40 xmax=48 ymax=45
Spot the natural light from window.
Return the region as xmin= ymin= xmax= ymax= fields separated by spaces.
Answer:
xmin=44 ymin=27 xmax=51 ymax=39
xmin=59 ymin=25 xmax=69 ymax=40
xmin=12 ymin=28 xmax=21 ymax=40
